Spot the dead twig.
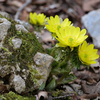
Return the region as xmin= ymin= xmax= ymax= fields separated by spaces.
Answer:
xmin=52 ymin=93 xmax=76 ymax=100
xmin=15 ymin=0 xmax=32 ymax=20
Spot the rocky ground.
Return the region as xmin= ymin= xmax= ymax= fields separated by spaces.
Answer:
xmin=0 ymin=0 xmax=100 ymax=100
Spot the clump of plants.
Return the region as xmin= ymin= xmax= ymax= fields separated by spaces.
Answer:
xmin=29 ymin=12 xmax=99 ymax=91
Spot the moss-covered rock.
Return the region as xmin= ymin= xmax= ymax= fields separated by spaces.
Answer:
xmin=0 ymin=12 xmax=54 ymax=94
xmin=0 ymin=91 xmax=36 ymax=100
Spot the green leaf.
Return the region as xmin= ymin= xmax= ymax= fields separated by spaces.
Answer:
xmin=51 ymin=68 xmax=67 ymax=75
xmin=57 ymin=74 xmax=76 ymax=85
xmin=39 ymin=82 xmax=46 ymax=90
xmin=46 ymin=78 xmax=56 ymax=91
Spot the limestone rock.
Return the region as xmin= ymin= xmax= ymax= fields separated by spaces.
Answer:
xmin=0 ymin=11 xmax=11 ymax=18
xmin=0 ymin=18 xmax=11 ymax=46
xmin=15 ymin=63 xmax=21 ymax=72
xmin=15 ymin=24 xmax=29 ymax=33
xmin=9 ymin=74 xmax=26 ymax=93
xmin=34 ymin=52 xmax=54 ymax=66
xmin=32 ymin=52 xmax=54 ymax=89
xmin=81 ymin=9 xmax=100 ymax=48
xmin=12 ymin=38 xmax=22 ymax=49
xmin=0 ymin=65 xmax=13 ymax=78
xmin=15 ymin=19 xmax=30 ymax=30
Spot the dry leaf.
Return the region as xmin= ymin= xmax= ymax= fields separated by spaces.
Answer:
xmin=36 ymin=91 xmax=48 ymax=100
xmin=82 ymin=0 xmax=100 ymax=12
xmin=7 ymin=0 xmax=23 ymax=8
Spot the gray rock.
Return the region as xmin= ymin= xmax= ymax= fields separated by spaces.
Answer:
xmin=15 ymin=63 xmax=21 ymax=72
xmin=9 ymin=74 xmax=26 ymax=93
xmin=0 ymin=65 xmax=13 ymax=77
xmin=34 ymin=31 xmax=42 ymax=43
xmin=0 ymin=47 xmax=14 ymax=78
xmin=15 ymin=19 xmax=30 ymax=30
xmin=12 ymin=38 xmax=22 ymax=49
xmin=0 ymin=11 xmax=11 ymax=18
xmin=32 ymin=52 xmax=54 ymax=89
xmin=15 ymin=24 xmax=29 ymax=33
xmin=34 ymin=52 xmax=54 ymax=66
xmin=0 ymin=18 xmax=11 ymax=46
xmin=81 ymin=9 xmax=100 ymax=48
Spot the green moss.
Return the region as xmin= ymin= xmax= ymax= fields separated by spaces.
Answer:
xmin=0 ymin=91 xmax=36 ymax=100
xmin=0 ymin=47 xmax=12 ymax=55
xmin=28 ymin=65 xmax=43 ymax=84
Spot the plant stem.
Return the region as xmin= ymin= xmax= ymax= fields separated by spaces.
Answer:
xmin=56 ymin=73 xmax=66 ymax=85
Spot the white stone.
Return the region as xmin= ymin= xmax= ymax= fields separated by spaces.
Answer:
xmin=16 ymin=63 xmax=21 ymax=72
xmin=0 ymin=11 xmax=11 ymax=18
xmin=15 ymin=19 xmax=30 ymax=30
xmin=10 ymin=74 xmax=26 ymax=93
xmin=15 ymin=24 xmax=29 ymax=33
xmin=0 ymin=18 xmax=11 ymax=46
xmin=81 ymin=9 xmax=100 ymax=48
xmin=12 ymin=38 xmax=22 ymax=49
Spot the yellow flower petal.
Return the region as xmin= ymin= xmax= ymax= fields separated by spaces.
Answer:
xmin=61 ymin=18 xmax=71 ymax=28
xmin=29 ymin=12 xmax=46 ymax=25
xmin=78 ymin=41 xmax=99 ymax=65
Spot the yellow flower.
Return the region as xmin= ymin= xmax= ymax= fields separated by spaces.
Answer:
xmin=45 ymin=15 xmax=71 ymax=33
xmin=30 ymin=12 xmax=37 ymax=25
xmin=37 ymin=13 xmax=46 ymax=25
xmin=55 ymin=26 xmax=88 ymax=48
xmin=78 ymin=41 xmax=99 ymax=65
xmin=29 ymin=12 xmax=46 ymax=25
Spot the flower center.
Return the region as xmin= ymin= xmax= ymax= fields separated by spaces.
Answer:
xmin=84 ymin=54 xmax=88 ymax=58
xmin=57 ymin=25 xmax=61 ymax=30
xmin=68 ymin=38 xmax=73 ymax=43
